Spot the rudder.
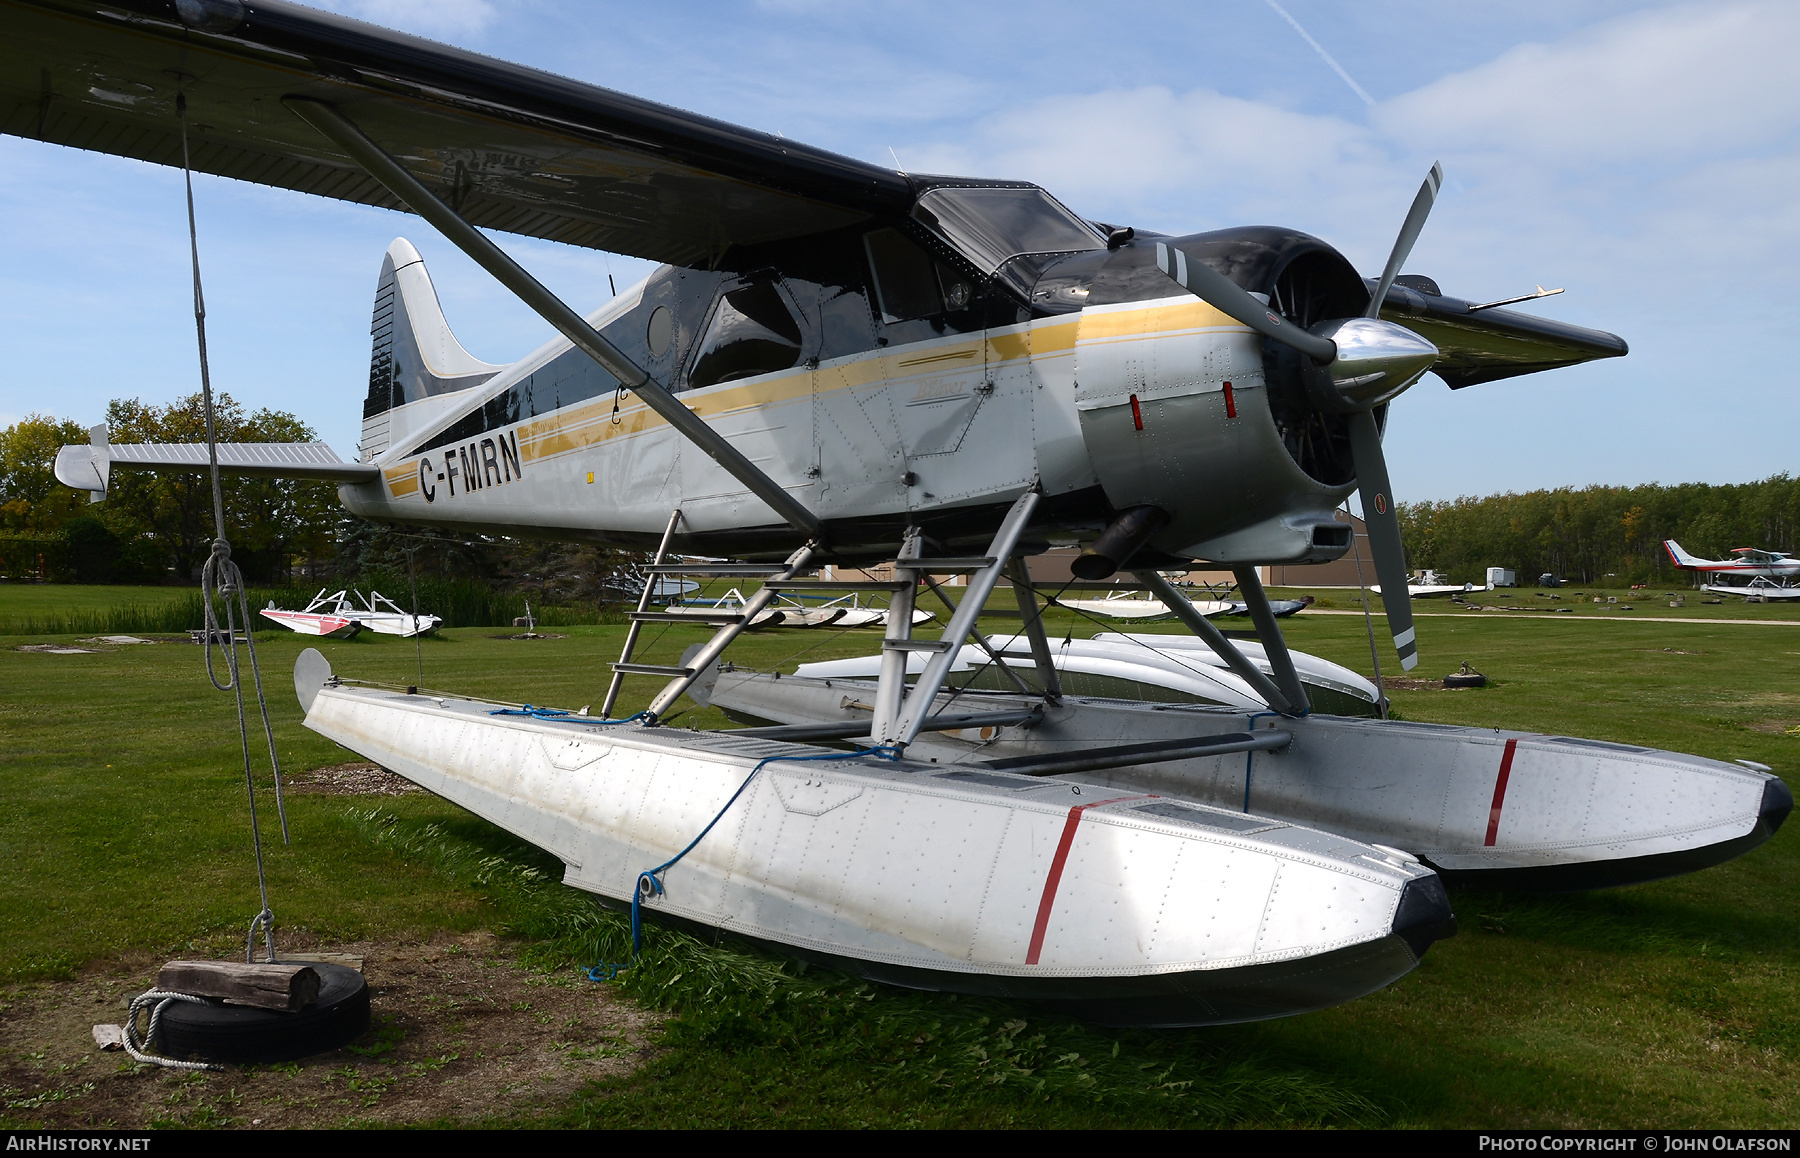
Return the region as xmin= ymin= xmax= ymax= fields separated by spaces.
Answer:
xmin=361 ymin=239 xmax=502 ymax=459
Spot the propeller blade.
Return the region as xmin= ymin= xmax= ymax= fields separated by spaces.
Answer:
xmin=1155 ymin=242 xmax=1337 ymax=364
xmin=1365 ymin=162 xmax=1444 ymax=321
xmin=1347 ymin=409 xmax=1419 ymax=670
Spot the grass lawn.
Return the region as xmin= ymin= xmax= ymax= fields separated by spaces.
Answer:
xmin=0 ymin=583 xmax=194 ymax=621
xmin=2 ymin=595 xmax=1796 ymax=1127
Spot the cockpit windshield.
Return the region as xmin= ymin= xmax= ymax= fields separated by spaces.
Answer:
xmin=912 ymin=186 xmax=1103 ymax=274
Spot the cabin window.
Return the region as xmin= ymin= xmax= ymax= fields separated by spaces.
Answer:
xmin=409 ymin=351 xmax=618 ymax=456
xmin=913 ymin=186 xmax=1102 ymax=274
xmin=687 ymin=283 xmax=803 ymax=390
xmin=863 ymin=228 xmax=942 ymax=322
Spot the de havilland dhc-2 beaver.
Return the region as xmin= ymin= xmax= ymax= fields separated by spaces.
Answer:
xmin=9 ymin=0 xmax=1791 ymax=1026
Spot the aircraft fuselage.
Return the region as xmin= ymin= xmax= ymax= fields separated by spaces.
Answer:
xmin=345 ymin=222 xmax=1371 ymax=566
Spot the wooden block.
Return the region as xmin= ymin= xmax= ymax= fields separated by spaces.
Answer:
xmin=280 ymin=952 xmax=364 ymax=972
xmin=158 ymin=960 xmax=320 ymax=1012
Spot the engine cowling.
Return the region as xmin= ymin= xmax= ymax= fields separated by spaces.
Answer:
xmin=1067 ymin=227 xmax=1379 ymax=568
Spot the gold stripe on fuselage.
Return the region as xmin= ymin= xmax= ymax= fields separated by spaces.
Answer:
xmin=375 ymin=300 xmax=1236 ymax=499
xmin=384 ymin=464 xmax=420 ymax=497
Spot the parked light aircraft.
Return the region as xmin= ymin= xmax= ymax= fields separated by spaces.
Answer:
xmin=1666 ymin=541 xmax=1800 ymax=582
xmin=9 ymin=0 xmax=1790 ymax=1026
xmin=1665 ymin=541 xmax=1800 ymax=601
xmin=1371 ymin=570 xmax=1478 ymax=599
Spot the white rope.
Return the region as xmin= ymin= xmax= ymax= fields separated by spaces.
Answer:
xmin=122 ymin=990 xmax=222 ymax=1072
xmin=178 ymin=91 xmax=289 ymax=962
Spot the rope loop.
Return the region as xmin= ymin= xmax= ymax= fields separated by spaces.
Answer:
xmin=246 ymin=907 xmax=277 ymax=964
xmin=123 ymin=989 xmax=221 ymax=1072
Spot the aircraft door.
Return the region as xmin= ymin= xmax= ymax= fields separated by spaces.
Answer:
xmin=677 ymin=276 xmax=815 ymax=526
xmin=911 ymin=315 xmax=1036 ymax=508
xmin=860 ymin=227 xmax=1012 ymax=511
xmin=811 ymin=277 xmax=904 ymax=519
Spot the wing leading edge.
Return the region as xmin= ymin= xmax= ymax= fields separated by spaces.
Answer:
xmin=1374 ymin=277 xmax=1628 ymax=388
xmin=0 ymin=0 xmax=913 ymax=267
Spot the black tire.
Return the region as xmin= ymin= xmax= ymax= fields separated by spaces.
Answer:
xmin=1444 ymin=673 xmax=1487 ymax=689
xmin=157 ymin=962 xmax=370 ymax=1064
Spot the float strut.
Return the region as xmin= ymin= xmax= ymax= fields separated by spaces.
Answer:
xmin=1132 ymin=569 xmax=1298 ymax=716
xmin=1232 ymin=566 xmax=1310 ymax=715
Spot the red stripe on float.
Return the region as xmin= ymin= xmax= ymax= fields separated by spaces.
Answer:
xmin=1129 ymin=394 xmax=1144 ymax=431
xmin=1026 ymin=795 xmax=1149 ymax=965
xmin=1223 ymin=381 xmax=1236 ymax=418
xmin=1484 ymin=738 xmax=1518 ymax=847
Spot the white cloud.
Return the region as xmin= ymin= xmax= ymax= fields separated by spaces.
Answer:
xmin=901 ymin=86 xmax=1391 ymax=234
xmin=1377 ymin=1 xmax=1800 ymax=165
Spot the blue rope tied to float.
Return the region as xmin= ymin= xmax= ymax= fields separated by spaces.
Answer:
xmin=587 ymin=744 xmax=902 ymax=982
xmin=489 ymin=706 xmax=649 ymax=724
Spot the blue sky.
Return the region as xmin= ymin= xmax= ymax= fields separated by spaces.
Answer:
xmin=2 ymin=0 xmax=1794 ymax=502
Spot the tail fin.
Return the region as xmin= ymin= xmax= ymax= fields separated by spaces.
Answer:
xmin=1664 ymin=540 xmax=1702 ymax=568
xmin=361 ymin=239 xmax=502 ymax=459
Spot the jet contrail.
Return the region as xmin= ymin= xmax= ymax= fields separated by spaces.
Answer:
xmin=1262 ymin=0 xmax=1376 ymax=107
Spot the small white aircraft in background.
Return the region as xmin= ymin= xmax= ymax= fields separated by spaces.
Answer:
xmin=262 ymin=589 xmax=441 ymax=637
xmin=260 ymin=590 xmax=361 ymax=638
xmin=1371 ymin=570 xmax=1477 ymax=599
xmin=1666 ymin=540 xmax=1800 ymax=599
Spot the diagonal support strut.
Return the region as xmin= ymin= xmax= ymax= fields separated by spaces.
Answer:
xmin=285 ymin=98 xmax=822 ymax=543
xmin=1132 ymin=568 xmax=1300 ymax=716
xmin=883 ymin=490 xmax=1041 ymax=749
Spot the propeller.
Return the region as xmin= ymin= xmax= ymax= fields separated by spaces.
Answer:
xmin=1154 ymin=162 xmax=1445 ymax=671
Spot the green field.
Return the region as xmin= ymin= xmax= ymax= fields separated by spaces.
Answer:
xmin=0 ymin=582 xmax=194 ymax=619
xmin=2 ymin=592 xmax=1796 ymax=1127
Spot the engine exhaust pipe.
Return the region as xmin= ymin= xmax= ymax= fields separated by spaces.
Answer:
xmin=1072 ymin=505 xmax=1170 ymax=580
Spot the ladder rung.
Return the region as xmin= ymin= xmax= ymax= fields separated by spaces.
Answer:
xmin=611 ymin=662 xmax=695 ymax=677
xmin=883 ymin=638 xmax=952 ymax=652
xmin=894 ymin=556 xmax=997 ymax=572
xmin=630 ymin=611 xmax=747 ymax=623
xmin=647 ymin=564 xmax=787 ymax=576
xmin=767 ymin=579 xmax=912 ymax=591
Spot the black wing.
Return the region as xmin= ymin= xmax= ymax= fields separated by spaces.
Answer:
xmin=0 ymin=0 xmax=913 ymax=267
xmin=1375 ymin=276 xmax=1628 ymax=387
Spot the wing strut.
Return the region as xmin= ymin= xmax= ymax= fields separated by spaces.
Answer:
xmin=285 ymin=99 xmax=823 ymax=542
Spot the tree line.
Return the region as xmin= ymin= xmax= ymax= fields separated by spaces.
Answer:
xmin=1 ymin=396 xmax=337 ymax=584
xmin=1397 ymin=475 xmax=1800 ymax=586
xmin=0 ymin=399 xmax=637 ymax=602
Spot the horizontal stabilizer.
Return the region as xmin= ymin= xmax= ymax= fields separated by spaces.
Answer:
xmin=56 ymin=431 xmax=378 ymax=498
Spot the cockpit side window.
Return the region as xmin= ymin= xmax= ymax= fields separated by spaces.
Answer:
xmin=864 ymin=228 xmax=940 ymax=322
xmin=863 ymin=227 xmax=974 ymax=323
xmin=687 ymin=282 xmax=804 ymax=391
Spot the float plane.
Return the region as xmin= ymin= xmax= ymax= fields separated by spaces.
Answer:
xmin=1666 ymin=540 xmax=1800 ymax=599
xmin=7 ymin=0 xmax=1790 ymax=1026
